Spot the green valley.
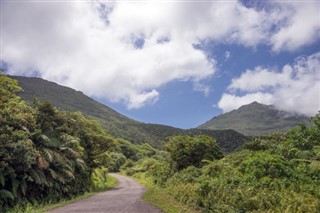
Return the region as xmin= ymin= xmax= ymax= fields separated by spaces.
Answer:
xmin=1 ymin=74 xmax=319 ymax=212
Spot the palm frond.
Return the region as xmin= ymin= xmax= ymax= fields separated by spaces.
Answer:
xmin=42 ymin=148 xmax=53 ymax=163
xmin=11 ymin=179 xmax=19 ymax=198
xmin=28 ymin=169 xmax=47 ymax=186
xmin=20 ymin=179 xmax=27 ymax=196
xmin=47 ymin=168 xmax=58 ymax=180
xmin=75 ymin=159 xmax=87 ymax=171
xmin=0 ymin=189 xmax=14 ymax=201
xmin=63 ymin=170 xmax=75 ymax=179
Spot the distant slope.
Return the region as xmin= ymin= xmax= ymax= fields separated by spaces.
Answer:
xmin=199 ymin=102 xmax=310 ymax=136
xmin=135 ymin=123 xmax=248 ymax=152
xmin=12 ymin=76 xmax=152 ymax=142
xmin=13 ymin=76 xmax=248 ymax=152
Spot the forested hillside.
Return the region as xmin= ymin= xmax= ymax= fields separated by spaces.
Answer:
xmin=13 ymin=76 xmax=248 ymax=152
xmin=125 ymin=116 xmax=320 ymax=212
xmin=1 ymin=74 xmax=319 ymax=212
xmin=0 ymin=74 xmax=164 ymax=211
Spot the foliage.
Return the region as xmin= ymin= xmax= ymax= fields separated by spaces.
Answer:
xmin=165 ymin=135 xmax=223 ymax=170
xmin=91 ymin=167 xmax=113 ymax=191
xmin=4 ymin=74 xmax=320 ymax=212
xmin=0 ymin=74 xmax=116 ymax=211
xmin=15 ymin=76 xmax=249 ymax=152
xmin=125 ymin=114 xmax=320 ymax=213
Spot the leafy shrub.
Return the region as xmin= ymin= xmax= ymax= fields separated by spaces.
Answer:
xmin=167 ymin=166 xmax=202 ymax=185
xmin=149 ymin=161 xmax=172 ymax=186
xmin=165 ymin=135 xmax=223 ymax=170
xmin=243 ymin=138 xmax=270 ymax=151
xmin=240 ymin=152 xmax=294 ymax=179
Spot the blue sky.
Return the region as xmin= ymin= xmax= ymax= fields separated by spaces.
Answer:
xmin=100 ymin=41 xmax=320 ymax=128
xmin=1 ymin=0 xmax=320 ymax=129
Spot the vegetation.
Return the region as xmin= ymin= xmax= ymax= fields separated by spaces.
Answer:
xmin=0 ymin=74 xmax=119 ymax=211
xmin=0 ymin=73 xmax=166 ymax=211
xmin=135 ymin=173 xmax=199 ymax=213
xmin=2 ymin=74 xmax=319 ymax=212
xmin=14 ymin=76 xmax=248 ymax=152
xmin=123 ymin=115 xmax=320 ymax=212
xmin=165 ymin=135 xmax=223 ymax=170
xmin=0 ymin=74 xmax=139 ymax=212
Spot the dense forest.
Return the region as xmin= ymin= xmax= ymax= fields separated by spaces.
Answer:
xmin=124 ymin=117 xmax=320 ymax=212
xmin=1 ymin=73 xmax=320 ymax=212
xmin=0 ymin=74 xmax=162 ymax=211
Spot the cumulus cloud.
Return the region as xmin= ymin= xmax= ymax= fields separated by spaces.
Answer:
xmin=224 ymin=51 xmax=231 ymax=61
xmin=218 ymin=92 xmax=275 ymax=113
xmin=270 ymin=1 xmax=320 ymax=52
xmin=218 ymin=52 xmax=320 ymax=116
xmin=1 ymin=1 xmax=319 ymax=108
xmin=2 ymin=1 xmax=215 ymax=108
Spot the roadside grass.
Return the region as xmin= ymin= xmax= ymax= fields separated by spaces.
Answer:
xmin=7 ymin=175 xmax=118 ymax=213
xmin=132 ymin=173 xmax=200 ymax=213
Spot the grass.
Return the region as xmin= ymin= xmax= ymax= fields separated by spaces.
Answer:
xmin=7 ymin=175 xmax=118 ymax=213
xmin=132 ymin=173 xmax=199 ymax=213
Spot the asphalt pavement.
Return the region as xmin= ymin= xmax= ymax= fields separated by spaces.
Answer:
xmin=48 ymin=173 xmax=163 ymax=213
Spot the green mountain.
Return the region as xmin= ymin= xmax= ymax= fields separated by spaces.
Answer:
xmin=12 ymin=76 xmax=248 ymax=152
xmin=198 ymin=101 xmax=310 ymax=136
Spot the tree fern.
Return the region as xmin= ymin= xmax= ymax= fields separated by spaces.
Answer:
xmin=63 ymin=170 xmax=75 ymax=179
xmin=20 ymin=179 xmax=27 ymax=196
xmin=11 ymin=179 xmax=19 ymax=198
xmin=41 ymin=148 xmax=53 ymax=163
xmin=28 ymin=169 xmax=47 ymax=186
xmin=75 ymin=159 xmax=87 ymax=171
xmin=0 ymin=190 xmax=14 ymax=201
xmin=47 ymin=168 xmax=58 ymax=180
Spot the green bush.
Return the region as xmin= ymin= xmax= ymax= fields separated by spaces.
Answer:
xmin=240 ymin=152 xmax=294 ymax=179
xmin=149 ymin=161 xmax=172 ymax=186
xmin=165 ymin=135 xmax=223 ymax=170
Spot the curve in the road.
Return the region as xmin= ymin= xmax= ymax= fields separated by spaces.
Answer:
xmin=48 ymin=173 xmax=163 ymax=213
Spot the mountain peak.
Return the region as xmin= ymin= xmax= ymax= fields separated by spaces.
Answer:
xmin=240 ymin=101 xmax=269 ymax=109
xmin=199 ymin=102 xmax=309 ymax=136
xmin=13 ymin=75 xmax=248 ymax=152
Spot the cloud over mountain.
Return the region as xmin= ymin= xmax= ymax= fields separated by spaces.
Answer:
xmin=219 ymin=52 xmax=320 ymax=116
xmin=2 ymin=1 xmax=319 ymax=108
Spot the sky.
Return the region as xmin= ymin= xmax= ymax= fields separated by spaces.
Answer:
xmin=1 ymin=0 xmax=320 ymax=129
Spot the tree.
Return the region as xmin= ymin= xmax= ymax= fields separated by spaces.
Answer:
xmin=165 ymin=135 xmax=223 ymax=170
xmin=0 ymin=74 xmax=108 ymax=210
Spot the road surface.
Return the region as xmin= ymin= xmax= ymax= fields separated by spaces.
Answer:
xmin=48 ymin=173 xmax=163 ymax=213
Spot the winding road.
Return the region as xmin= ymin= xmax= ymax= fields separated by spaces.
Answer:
xmin=48 ymin=173 xmax=163 ymax=213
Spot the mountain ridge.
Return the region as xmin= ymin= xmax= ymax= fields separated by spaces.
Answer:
xmin=198 ymin=101 xmax=310 ymax=136
xmin=12 ymin=75 xmax=248 ymax=152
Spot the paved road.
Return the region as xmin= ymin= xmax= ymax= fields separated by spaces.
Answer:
xmin=48 ymin=173 xmax=163 ymax=213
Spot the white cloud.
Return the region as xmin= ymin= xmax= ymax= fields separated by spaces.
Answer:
xmin=270 ymin=1 xmax=320 ymax=52
xmin=225 ymin=51 xmax=231 ymax=61
xmin=2 ymin=1 xmax=215 ymax=108
xmin=1 ymin=1 xmax=320 ymax=108
xmin=218 ymin=52 xmax=320 ymax=116
xmin=127 ymin=90 xmax=159 ymax=109
xmin=228 ymin=66 xmax=292 ymax=92
xmin=218 ymin=92 xmax=274 ymax=113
